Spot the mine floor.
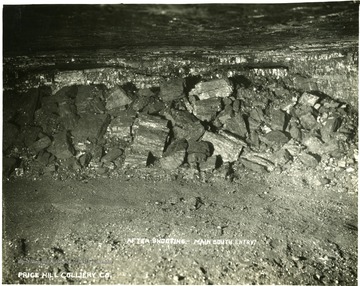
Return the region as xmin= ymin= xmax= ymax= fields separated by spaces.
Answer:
xmin=3 ymin=168 xmax=357 ymax=285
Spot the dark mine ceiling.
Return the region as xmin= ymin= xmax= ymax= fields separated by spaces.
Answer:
xmin=3 ymin=2 xmax=359 ymax=56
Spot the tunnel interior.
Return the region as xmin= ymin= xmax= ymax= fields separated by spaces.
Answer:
xmin=2 ymin=3 xmax=359 ymax=285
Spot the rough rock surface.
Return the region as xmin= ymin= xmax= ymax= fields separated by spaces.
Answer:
xmin=201 ymin=131 xmax=247 ymax=162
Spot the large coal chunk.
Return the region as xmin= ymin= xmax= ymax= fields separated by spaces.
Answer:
xmin=123 ymin=149 xmax=148 ymax=169
xmin=192 ymin=98 xmax=222 ymax=122
xmin=189 ymin=78 xmax=233 ymax=100
xmin=72 ymin=114 xmax=111 ymax=149
xmin=159 ymin=78 xmax=185 ymax=102
xmin=47 ymin=131 xmax=75 ymax=160
xmin=58 ymin=100 xmax=79 ymax=130
xmin=201 ymin=130 xmax=247 ymax=162
xmin=160 ymin=139 xmax=188 ymax=170
xmin=107 ymin=111 xmax=136 ymax=143
xmin=76 ymin=85 xmax=106 ymax=114
xmin=187 ymin=141 xmax=212 ymax=166
xmin=166 ymin=110 xmax=205 ymax=142
xmin=131 ymin=114 xmax=169 ymax=158
xmin=105 ymin=85 xmax=133 ymax=110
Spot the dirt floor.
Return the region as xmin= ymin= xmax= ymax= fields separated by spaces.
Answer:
xmin=2 ymin=161 xmax=357 ymax=285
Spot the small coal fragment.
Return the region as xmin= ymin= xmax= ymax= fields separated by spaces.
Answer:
xmin=107 ymin=111 xmax=136 ymax=143
xmin=79 ymin=153 xmax=92 ymax=168
xmin=101 ymin=148 xmax=123 ymax=164
xmin=142 ymin=98 xmax=166 ymax=115
xmin=303 ymin=136 xmax=325 ymax=155
xmin=201 ymin=130 xmax=246 ymax=162
xmin=192 ymin=98 xmax=222 ymax=122
xmin=321 ymin=116 xmax=342 ymax=142
xmin=189 ymin=78 xmax=233 ymax=100
xmin=138 ymin=88 xmax=155 ymax=97
xmin=241 ymin=159 xmax=268 ymax=173
xmin=159 ymin=78 xmax=185 ymax=102
xmin=160 ymin=139 xmax=188 ymax=170
xmin=36 ymin=150 xmax=54 ymax=166
xmin=274 ymin=148 xmax=293 ymax=166
xmin=58 ymin=100 xmax=79 ymax=130
xmin=223 ymin=113 xmax=248 ymax=138
xmin=199 ymin=156 xmax=217 ymax=172
xmin=166 ymin=110 xmax=205 ymax=142
xmin=289 ymin=124 xmax=303 ymax=141
xmin=217 ymin=104 xmax=234 ymax=125
xmin=123 ymin=149 xmax=149 ymax=168
xmin=131 ymin=114 xmax=169 ymax=158
xmin=298 ymin=152 xmax=320 ymax=167
xmin=105 ymin=85 xmax=133 ymax=110
xmin=249 ymin=107 xmax=265 ymax=123
xmin=241 ymin=152 xmax=275 ymax=172
xmin=47 ymin=131 xmax=75 ymax=160
xmin=299 ymin=113 xmax=318 ymax=130
xmin=131 ymin=95 xmax=153 ymax=112
xmin=30 ymin=136 xmax=52 ymax=153
xmin=297 ymin=92 xmax=320 ymax=107
xmin=270 ymin=109 xmax=287 ymax=131
xmin=263 ymin=130 xmax=290 ymax=145
xmin=187 ymin=141 xmax=212 ymax=166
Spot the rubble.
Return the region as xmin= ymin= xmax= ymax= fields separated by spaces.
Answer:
xmin=201 ymin=130 xmax=247 ymax=162
xmin=2 ymin=69 xmax=357 ymax=183
xmin=189 ymin=78 xmax=233 ymax=100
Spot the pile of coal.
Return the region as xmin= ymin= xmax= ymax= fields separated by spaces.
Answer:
xmin=3 ymin=75 xmax=358 ymax=182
